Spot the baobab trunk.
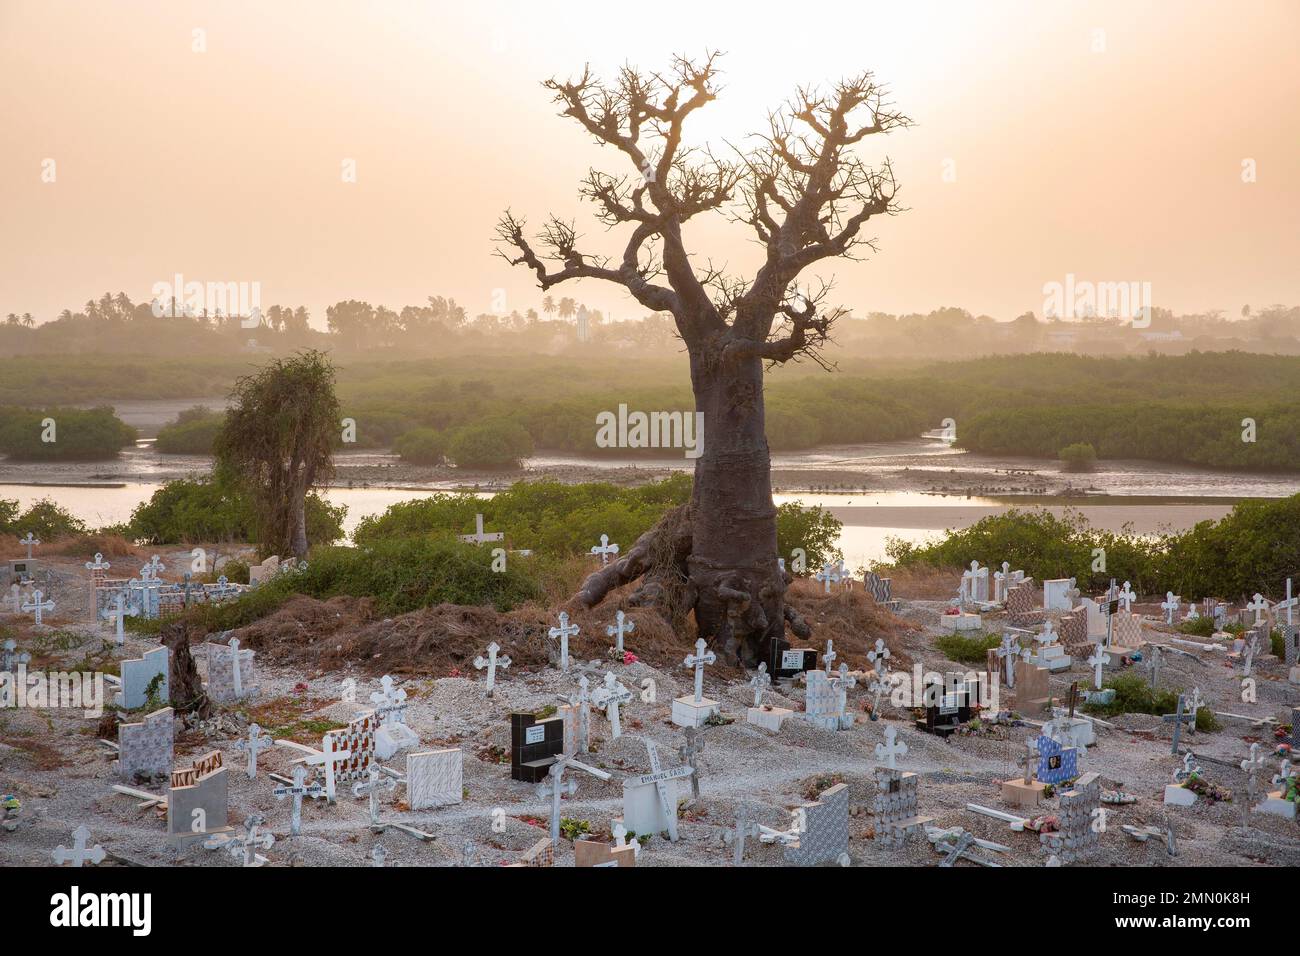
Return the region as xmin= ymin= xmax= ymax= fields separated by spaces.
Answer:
xmin=688 ymin=350 xmax=786 ymax=665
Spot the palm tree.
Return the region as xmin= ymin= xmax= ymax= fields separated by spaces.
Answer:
xmin=21 ymin=313 xmax=34 ymax=328
xmin=558 ymin=297 xmax=576 ymax=320
xmin=542 ymin=295 xmax=556 ymax=316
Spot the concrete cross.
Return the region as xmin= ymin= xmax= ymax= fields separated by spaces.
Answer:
xmin=52 ymin=824 xmax=105 ymax=867
xmin=21 ymin=589 xmax=54 ymax=625
xmin=235 ymin=723 xmax=274 ymax=779
xmin=547 ymin=611 xmax=579 ymax=672
xmin=1281 ymin=578 xmax=1296 ymax=626
xmin=1246 ymin=593 xmax=1270 ymax=625
xmin=682 ymin=638 xmax=716 ymax=704
xmin=821 ymin=639 xmax=837 ymax=672
xmin=369 ymin=674 xmax=408 ymax=725
xmin=612 ymin=820 xmax=640 ymax=861
xmin=1161 ymin=694 xmax=1196 ymax=756
xmin=635 ymin=740 xmax=690 ymax=842
xmin=996 ymin=633 xmax=1019 ymax=687
xmin=814 ymin=561 xmax=842 ymax=593
xmin=273 ymin=765 xmax=324 ymax=836
xmin=994 ymin=561 xmax=1011 ymax=602
xmin=559 ymin=675 xmax=592 ymax=753
xmin=536 ymin=755 xmax=611 ymax=844
xmin=590 ymin=671 xmax=632 ymax=739
xmin=142 ymin=554 xmax=166 ymax=577
xmin=370 ymin=844 xmax=388 ymax=868
xmin=353 ymin=765 xmax=397 ymax=827
xmin=1239 ymin=743 xmax=1267 ymax=833
xmin=1118 ymin=581 xmax=1135 ymax=611
xmin=214 ymin=575 xmax=233 ymax=599
xmin=729 ymin=810 xmax=761 ymax=866
xmin=1035 ymin=619 xmax=1056 ymax=648
xmin=1147 ymin=643 xmax=1162 ymax=689
xmin=302 ymin=733 xmax=352 ymax=800
xmin=749 ymin=663 xmax=771 ymax=707
xmin=1020 ymin=738 xmax=1037 ymax=785
xmin=874 ymin=724 xmax=907 ymax=769
xmin=867 ymin=667 xmax=891 ymax=720
xmin=1161 ymin=591 xmax=1180 ymax=625
xmin=101 ymin=590 xmax=138 ymax=647
xmin=678 ymin=726 xmax=706 ymax=801
xmin=590 ymin=534 xmax=620 ymax=565
xmin=2 ymin=638 xmax=31 ymax=673
xmin=459 ymin=513 xmax=503 ymax=545
xmin=208 ymin=814 xmax=274 ymax=867
xmin=1243 ymin=632 xmax=1259 ymax=677
xmin=938 ymin=831 xmax=976 ymax=867
xmin=18 ymin=532 xmax=39 ymax=560
xmin=832 ymin=663 xmax=857 ymax=717
xmin=1086 ymin=643 xmax=1110 ymax=690
xmin=473 ymin=642 xmax=511 ymax=697
xmin=85 ymin=553 xmax=110 ymax=574
xmin=867 ymin=638 xmax=891 ymax=677
xmin=228 ymin=637 xmax=245 ymax=698
xmin=606 ymin=609 xmax=635 ymax=656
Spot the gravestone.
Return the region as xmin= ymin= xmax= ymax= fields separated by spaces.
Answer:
xmin=168 ymin=752 xmax=229 ymax=847
xmin=511 ymin=712 xmax=564 ymax=783
xmin=804 ymin=669 xmax=852 ymax=731
xmin=321 ymin=711 xmax=377 ymax=791
xmin=769 ymin=642 xmax=816 ymax=679
xmin=458 ymin=514 xmax=503 ymax=545
xmin=205 ymin=639 xmax=258 ymax=703
xmin=117 ymin=706 xmax=174 ymax=780
xmin=1002 ymin=737 xmax=1048 ymax=808
xmin=510 ymin=838 xmax=554 ymax=868
xmin=784 ymin=783 xmax=849 ymax=867
xmin=1005 ymin=582 xmax=1044 ymax=626
xmin=870 ymin=766 xmax=931 ymax=846
xmin=1035 ymin=734 xmax=1078 ymax=785
xmin=590 ymin=534 xmax=619 ymax=565
xmin=1010 ymin=657 xmax=1051 ymax=713
xmin=916 ymin=674 xmax=977 ymax=736
xmin=558 ymin=676 xmax=591 ymax=755
xmin=672 ymin=638 xmax=718 ymax=727
xmin=1043 ymin=578 xmax=1074 ymax=611
xmin=1042 ymin=771 xmax=1101 ymax=862
xmin=117 ymin=646 xmax=169 ymax=710
xmin=406 ymin=748 xmax=463 ymax=810
xmin=1110 ymin=611 xmax=1144 ymax=648
xmin=621 ymin=739 xmax=692 ymax=841
xmin=369 ymin=675 xmax=419 ymax=759
xmin=574 ymin=839 xmax=636 ymax=868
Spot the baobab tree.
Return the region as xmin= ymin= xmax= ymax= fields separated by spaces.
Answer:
xmin=496 ymin=54 xmax=908 ymax=664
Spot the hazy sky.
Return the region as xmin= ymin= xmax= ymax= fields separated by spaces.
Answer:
xmin=3 ymin=0 xmax=1297 ymax=326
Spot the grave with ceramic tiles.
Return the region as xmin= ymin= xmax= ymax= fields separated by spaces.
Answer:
xmin=870 ymin=766 xmax=931 ymax=846
xmin=1041 ymin=770 xmax=1101 ymax=862
xmin=1001 ymin=738 xmax=1048 ymax=808
xmin=116 ymin=706 xmax=174 ymax=780
xmin=511 ymin=711 xmax=564 ymax=783
xmin=1043 ymin=577 xmax=1076 ymax=612
xmin=1029 ymin=620 xmax=1072 ymax=673
xmin=1005 ymin=579 xmax=1044 ymax=626
xmin=915 ymin=673 xmax=979 ymax=737
xmin=116 ymin=645 xmax=169 ymax=710
xmin=406 ymin=748 xmax=463 ymax=810
xmin=746 ymin=662 xmax=793 ymax=731
xmin=620 ymin=739 xmax=692 ymax=841
xmin=167 ymin=751 xmax=230 ymax=847
xmin=1008 ymin=655 xmax=1051 ymax=714
xmin=779 ymin=782 xmax=849 ymax=867
xmin=804 ymin=667 xmax=854 ymax=731
xmin=369 ymin=674 xmax=420 ymax=759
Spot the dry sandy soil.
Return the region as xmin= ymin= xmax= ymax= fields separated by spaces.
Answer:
xmin=2 ymin=551 xmax=1298 ymax=868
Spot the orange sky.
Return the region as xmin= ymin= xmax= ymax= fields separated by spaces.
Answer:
xmin=2 ymin=0 xmax=1297 ymax=326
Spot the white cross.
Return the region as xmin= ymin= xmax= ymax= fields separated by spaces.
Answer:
xmin=994 ymin=561 xmax=1011 ymax=602
xmin=683 ymin=638 xmax=716 ymax=704
xmin=996 ymin=633 xmax=1019 ymax=687
xmin=85 ymin=553 xmax=111 ymax=574
xmin=1246 ymin=593 xmax=1270 ymax=625
xmin=612 ymin=821 xmax=640 ymax=860
xmin=537 ymin=761 xmax=578 ymax=843
xmin=559 ymin=676 xmax=592 ymax=753
xmin=371 ymin=845 xmax=388 ymax=867
xmin=821 ymin=639 xmax=837 ymax=672
xmin=459 ymin=513 xmax=503 ymax=545
xmin=101 ymin=591 xmax=138 ymax=647
xmin=1161 ymin=592 xmax=1180 ymax=625
xmin=814 ymin=562 xmax=842 ymax=593
xmin=273 ymin=765 xmax=324 ymax=836
xmin=207 ymin=815 xmax=274 ymax=867
xmin=750 ymin=663 xmax=771 ymax=707
xmin=221 ymin=636 xmax=244 ymax=698
xmin=590 ymin=671 xmax=633 ymax=738
xmin=1281 ymin=578 xmax=1296 ymax=626
xmin=353 ymin=765 xmax=397 ymax=826
xmin=606 ymin=610 xmax=635 ymax=656
xmin=473 ymin=642 xmax=511 ymax=696
xmin=369 ymin=674 xmax=408 ymax=724
xmin=2 ymin=638 xmax=31 ymax=672
xmin=1243 ymin=633 xmax=1259 ymax=677
xmin=832 ymin=663 xmax=857 ymax=716
xmin=22 ymin=589 xmax=54 ymax=625
xmin=236 ymin=723 xmax=274 ymax=779
xmin=590 ymin=534 xmax=620 ymax=565
xmin=874 ymin=724 xmax=908 ymax=769
xmin=1240 ymin=743 xmax=1267 ymax=831
xmin=1086 ymin=643 xmax=1110 ymax=690
xmin=638 ymin=739 xmax=689 ymax=841
xmin=52 ymin=824 xmax=105 ymax=867
xmin=548 ymin=611 xmax=579 ymax=672
xmin=1118 ymin=581 xmax=1135 ymax=611
xmin=142 ymin=554 xmax=166 ymax=577
xmin=302 ymin=733 xmax=352 ymax=800
xmin=867 ymin=638 xmax=890 ymax=676
xmin=1035 ymin=619 xmax=1056 ymax=648
xmin=18 ymin=532 xmax=39 ymax=560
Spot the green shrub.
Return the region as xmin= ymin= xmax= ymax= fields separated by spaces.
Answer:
xmin=0 ymin=406 xmax=136 ymax=460
xmin=1083 ymin=671 xmax=1221 ymax=731
xmin=393 ymin=427 xmax=447 ymax=465
xmin=447 ymin=419 xmax=534 ymax=469
xmin=935 ymin=632 xmax=1003 ymax=663
xmin=0 ymin=498 xmax=88 ymax=539
xmin=776 ymin=501 xmax=843 ymax=571
xmin=155 ymin=407 xmax=225 ymax=454
xmin=1177 ymin=616 xmax=1215 ymax=637
xmin=126 ymin=478 xmax=344 ymax=546
xmin=1058 ymin=442 xmax=1096 ymax=472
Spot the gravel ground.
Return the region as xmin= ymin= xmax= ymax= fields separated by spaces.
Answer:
xmin=3 ymin=555 xmax=1299 ymax=868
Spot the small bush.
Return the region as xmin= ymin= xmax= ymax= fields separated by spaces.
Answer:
xmin=935 ymin=632 xmax=1003 ymax=664
xmin=1083 ymin=671 xmax=1221 ymax=731
xmin=155 ymin=407 xmax=225 ymax=454
xmin=126 ymin=477 xmax=344 ymax=547
xmin=447 ymin=419 xmax=534 ymax=469
xmin=1058 ymin=442 xmax=1097 ymax=472
xmin=393 ymin=427 xmax=447 ymax=465
xmin=0 ymin=498 xmax=88 ymax=540
xmin=0 ymin=406 xmax=136 ymax=460
xmin=1177 ymin=616 xmax=1215 ymax=637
